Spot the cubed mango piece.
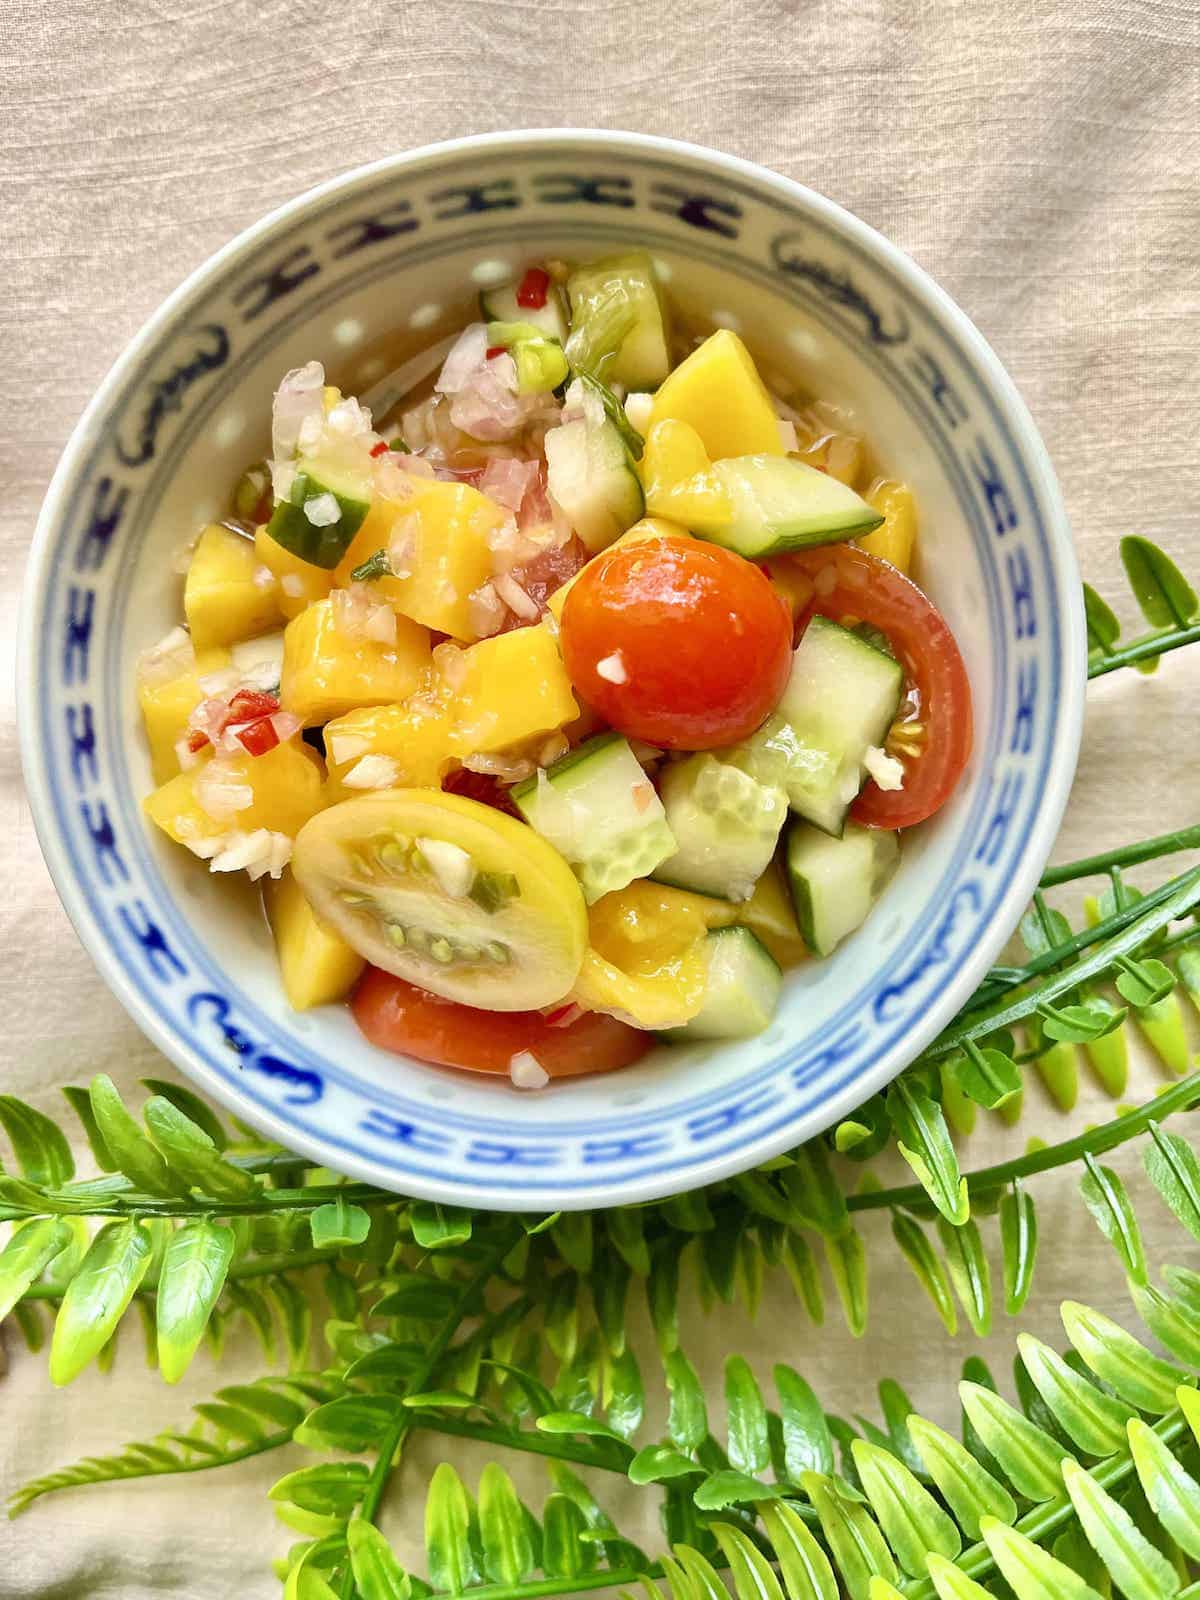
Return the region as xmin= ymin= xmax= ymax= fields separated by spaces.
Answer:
xmin=323 ymin=698 xmax=456 ymax=800
xmin=739 ymin=861 xmax=807 ymax=968
xmin=450 ymin=624 xmax=578 ymax=755
xmin=138 ymin=647 xmax=231 ymax=784
xmin=856 ymin=479 xmax=916 ymax=575
xmin=264 ymin=869 xmax=364 ymax=1010
xmin=255 ymin=524 xmax=335 ymax=619
xmin=185 ymin=523 xmax=283 ymax=649
xmin=640 ymin=418 xmax=734 ymax=531
xmin=144 ymin=739 xmax=325 ymax=850
xmin=336 ymin=482 xmax=507 ymax=641
xmin=646 ymin=330 xmax=783 ymax=461
xmin=279 ymin=598 xmax=431 ymax=727
xmin=546 ymin=517 xmax=687 ymax=623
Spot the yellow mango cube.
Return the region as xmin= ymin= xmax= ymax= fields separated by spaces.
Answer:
xmin=336 ymin=482 xmax=507 ymax=641
xmin=450 ymin=624 xmax=578 ymax=755
xmin=739 ymin=861 xmax=807 ymax=967
xmin=264 ymin=870 xmax=364 ymax=1010
xmin=255 ymin=525 xmax=335 ymax=619
xmin=138 ymin=647 xmax=230 ymax=784
xmin=185 ymin=523 xmax=283 ymax=650
xmin=640 ymin=418 xmax=734 ymax=531
xmin=323 ymin=698 xmax=456 ymax=800
xmin=856 ymin=479 xmax=917 ymax=575
xmin=647 ymin=330 xmax=783 ymax=460
xmin=546 ymin=517 xmax=687 ymax=623
xmin=279 ymin=598 xmax=431 ymax=727
xmin=144 ymin=739 xmax=326 ymax=849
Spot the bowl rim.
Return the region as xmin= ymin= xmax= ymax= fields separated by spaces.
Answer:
xmin=19 ymin=128 xmax=1086 ymax=1207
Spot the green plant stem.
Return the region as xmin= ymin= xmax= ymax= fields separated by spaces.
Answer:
xmin=408 ymin=1413 xmax=629 ymax=1472
xmin=1088 ymin=623 xmax=1200 ymax=679
xmin=849 ymin=1068 xmax=1200 ymax=1215
xmin=338 ymin=1227 xmax=521 ymax=1600
xmin=1040 ymin=823 xmax=1200 ymax=887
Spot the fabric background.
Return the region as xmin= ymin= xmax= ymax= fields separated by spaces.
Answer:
xmin=2 ymin=1 xmax=1199 ymax=1594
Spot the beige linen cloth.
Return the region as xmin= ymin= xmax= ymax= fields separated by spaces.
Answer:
xmin=2 ymin=1 xmax=1199 ymax=1594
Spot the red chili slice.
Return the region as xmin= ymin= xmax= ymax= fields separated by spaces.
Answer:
xmin=225 ymin=689 xmax=280 ymax=724
xmin=235 ymin=717 xmax=280 ymax=757
xmin=485 ymin=345 xmax=506 ymax=361
xmin=369 ymin=440 xmax=389 ymax=457
xmin=516 ymin=266 xmax=551 ymax=310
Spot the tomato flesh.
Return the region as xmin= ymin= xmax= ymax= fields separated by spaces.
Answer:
xmin=560 ymin=536 xmax=792 ymax=749
xmin=352 ymin=968 xmax=651 ymax=1077
xmin=782 ymin=545 xmax=972 ymax=828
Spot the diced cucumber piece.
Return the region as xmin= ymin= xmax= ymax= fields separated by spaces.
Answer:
xmin=653 ymin=755 xmax=787 ymax=902
xmin=694 ymin=456 xmax=884 ymax=559
xmin=731 ymin=616 xmax=903 ymax=835
xmin=565 ymin=252 xmax=671 ymax=389
xmin=544 ymin=416 xmax=644 ymax=553
xmin=661 ymin=927 xmax=782 ymax=1041
xmin=575 ymin=371 xmax=645 ymax=460
xmin=480 ymin=280 xmax=569 ymax=342
xmin=512 ymin=734 xmax=676 ymax=903
xmin=785 ymin=819 xmax=899 ymax=957
xmin=265 ymin=458 xmax=372 ymax=569
xmin=484 ymin=320 xmax=569 ymax=393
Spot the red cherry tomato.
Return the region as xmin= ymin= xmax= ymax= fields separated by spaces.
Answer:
xmin=560 ymin=536 xmax=792 ymax=750
xmin=782 ymin=544 xmax=972 ymax=828
xmin=442 ymin=768 xmax=521 ymax=817
xmin=351 ymin=969 xmax=651 ymax=1077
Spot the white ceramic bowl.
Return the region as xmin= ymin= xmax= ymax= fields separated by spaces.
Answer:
xmin=19 ymin=131 xmax=1085 ymax=1210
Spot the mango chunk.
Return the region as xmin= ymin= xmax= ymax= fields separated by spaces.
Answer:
xmin=450 ymin=624 xmax=578 ymax=755
xmin=323 ymin=699 xmax=456 ymax=800
xmin=185 ymin=523 xmax=283 ymax=649
xmin=144 ymin=739 xmax=325 ymax=849
xmin=255 ymin=524 xmax=335 ymax=619
xmin=640 ymin=418 xmax=734 ymax=531
xmin=279 ymin=598 xmax=431 ymax=727
xmin=265 ymin=870 xmax=364 ymax=1010
xmin=856 ymin=479 xmax=917 ymax=575
xmin=739 ymin=861 xmax=807 ymax=968
xmin=138 ymin=647 xmax=231 ymax=784
xmin=335 ymin=481 xmax=508 ymax=641
xmin=646 ymin=330 xmax=783 ymax=461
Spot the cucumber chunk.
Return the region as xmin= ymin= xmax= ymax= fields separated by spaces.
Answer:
xmin=784 ymin=819 xmax=899 ymax=957
xmin=545 ymin=415 xmax=644 ymax=553
xmin=661 ymin=927 xmax=782 ymax=1041
xmin=694 ymin=456 xmax=883 ymax=559
xmin=653 ymin=755 xmax=787 ymax=902
xmin=479 ymin=281 xmax=569 ymax=342
xmin=265 ymin=458 xmax=372 ymax=570
xmin=731 ymin=616 xmax=903 ymax=835
xmin=512 ymin=734 xmax=676 ymax=903
xmin=565 ymin=252 xmax=670 ymax=389
xmin=484 ymin=320 xmax=569 ymax=393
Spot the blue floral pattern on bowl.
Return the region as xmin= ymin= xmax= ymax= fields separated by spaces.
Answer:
xmin=19 ymin=132 xmax=1085 ymax=1209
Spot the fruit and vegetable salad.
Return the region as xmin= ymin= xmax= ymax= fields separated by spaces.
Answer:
xmin=138 ymin=254 xmax=972 ymax=1087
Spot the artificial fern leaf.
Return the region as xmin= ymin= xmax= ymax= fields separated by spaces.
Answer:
xmin=800 ymin=1470 xmax=898 ymax=1600
xmin=60 ymin=1084 xmax=116 ymax=1171
xmin=0 ymin=1094 xmax=75 ymax=1185
xmin=782 ymin=1233 xmax=825 ymax=1325
xmin=294 ymin=1395 xmax=404 ymax=1453
xmin=757 ymin=1499 xmax=838 ymax=1600
xmin=692 ymin=1468 xmax=779 ymax=1511
xmin=1126 ymin=1418 xmax=1200 ymax=1564
xmin=541 ymin=1492 xmax=597 ymax=1578
xmin=1015 ymin=1332 xmax=1136 ymax=1455
xmin=936 ymin=1216 xmax=992 ymax=1337
xmin=867 ymin=1582 xmax=907 ymax=1600
xmin=1083 ymin=583 xmax=1122 ymax=654
xmin=785 ymin=1145 xmax=848 ymax=1237
xmin=925 ymin=1552 xmax=996 ymax=1600
xmin=49 ymin=1218 xmax=154 ymax=1386
xmin=605 ymin=1346 xmax=645 ymax=1441
xmin=346 ymin=1519 xmax=411 ymax=1600
xmin=1061 ymin=1456 xmax=1180 ymax=1600
xmin=958 ymin=1382 xmax=1064 ymax=1501
xmin=595 ymin=1250 xmax=632 ymax=1355
xmin=710 ymin=1522 xmax=787 ymax=1600
xmin=885 ymin=1078 xmax=969 ymax=1225
xmin=1080 ymin=1157 xmax=1148 ymax=1284
xmin=980 ymin=1516 xmax=1107 ymax=1600
xmin=648 ymin=1244 xmax=681 ymax=1355
xmin=724 ymin=1356 xmax=771 ymax=1475
xmin=824 ymin=1225 xmax=868 ymax=1336
xmin=905 ymin=1414 xmax=1017 ymax=1540
xmin=891 ymin=1213 xmax=957 ymax=1334
xmin=0 ymin=1216 xmax=73 ymax=1321
xmin=1143 ymin=1124 xmax=1200 ymax=1243
xmin=1129 ymin=1283 xmax=1200 ymax=1366
xmin=1061 ymin=1303 xmax=1189 ymax=1413
xmin=424 ymin=1463 xmax=476 ymax=1594
xmin=1120 ymin=536 xmax=1198 ymax=629
xmin=606 ymin=1208 xmax=652 ymax=1277
xmin=1000 ymin=1180 xmax=1039 ymax=1316
xmin=155 ymin=1218 xmax=235 ymax=1383
xmin=774 ymin=1364 xmax=835 ymax=1479
xmin=88 ymin=1075 xmax=186 ymax=1198
xmin=139 ymin=1078 xmax=231 ymax=1150
xmin=849 ymin=1438 xmax=961 ymax=1575
xmin=476 ymin=1463 xmax=535 ymax=1584
xmin=309 ymin=1198 xmax=371 ymax=1249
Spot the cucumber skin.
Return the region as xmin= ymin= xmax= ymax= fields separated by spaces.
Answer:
xmin=265 ymin=467 xmax=371 ymax=569
xmin=659 ymin=926 xmax=782 ymax=1042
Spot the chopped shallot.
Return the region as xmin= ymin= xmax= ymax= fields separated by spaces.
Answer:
xmin=281 ymin=574 xmax=305 ymax=598
xmin=138 ymin=626 xmax=195 ymax=687
xmin=464 ymin=751 xmax=535 ymax=783
xmin=624 ymin=392 xmax=654 ymax=434
xmin=863 ymin=745 xmax=905 ymax=792
xmin=493 ymin=572 xmax=539 ymax=621
xmin=468 ymin=582 xmax=507 ymax=639
xmin=326 ymin=731 xmax=369 ymax=766
xmin=198 ymin=828 xmax=293 ymax=880
xmin=777 ymin=419 xmax=799 ymax=452
xmin=195 ymin=760 xmax=254 ymax=821
xmin=342 ymin=754 xmax=402 ymax=790
xmin=271 ymin=361 xmax=325 ymax=490
xmin=479 ymin=456 xmax=540 ymax=514
xmin=433 ymin=640 xmax=468 ymax=691
xmin=303 ymin=492 xmax=340 ymax=526
xmin=509 ymin=1050 xmax=550 ymax=1090
xmin=595 ymin=650 xmax=628 ymax=684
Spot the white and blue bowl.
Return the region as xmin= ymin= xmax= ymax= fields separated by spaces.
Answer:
xmin=19 ymin=131 xmax=1085 ymax=1210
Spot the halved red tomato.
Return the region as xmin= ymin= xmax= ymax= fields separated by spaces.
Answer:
xmin=782 ymin=544 xmax=972 ymax=828
xmin=352 ymin=969 xmax=652 ymax=1077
